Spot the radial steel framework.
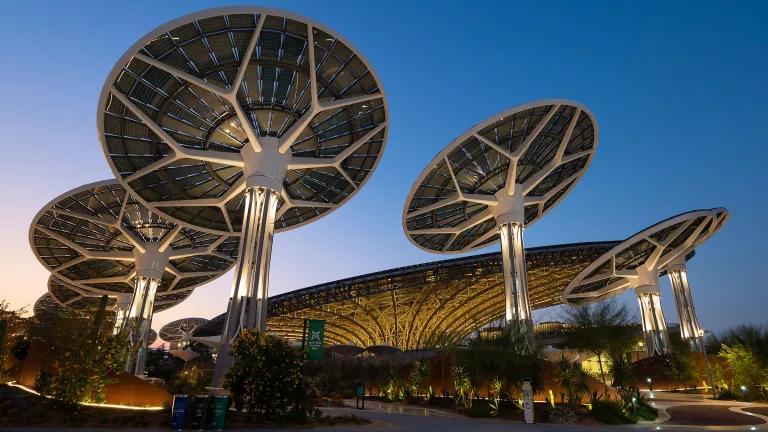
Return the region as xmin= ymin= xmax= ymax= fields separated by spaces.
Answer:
xmin=159 ymin=317 xmax=208 ymax=350
xmin=564 ymin=208 xmax=728 ymax=356
xmin=29 ymin=180 xmax=237 ymax=375
xmin=403 ymin=100 xmax=598 ymax=351
xmin=33 ymin=293 xmax=70 ymax=321
xmin=194 ymin=241 xmax=616 ymax=350
xmin=48 ymin=275 xmax=117 ymax=313
xmin=96 ymin=7 xmax=388 ymax=384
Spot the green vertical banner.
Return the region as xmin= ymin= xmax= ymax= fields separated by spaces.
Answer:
xmin=305 ymin=319 xmax=325 ymax=361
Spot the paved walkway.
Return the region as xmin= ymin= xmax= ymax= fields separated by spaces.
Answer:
xmin=641 ymin=390 xmax=768 ymax=429
xmin=4 ymin=393 xmax=768 ymax=431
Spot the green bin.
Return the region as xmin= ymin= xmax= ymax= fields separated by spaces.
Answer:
xmin=210 ymin=395 xmax=229 ymax=431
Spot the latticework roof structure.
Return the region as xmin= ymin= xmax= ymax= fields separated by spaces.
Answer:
xmin=195 ymin=241 xmax=616 ymax=349
xmin=404 ymin=100 xmax=597 ymax=253
xmin=564 ymin=208 xmax=729 ymax=304
xmin=97 ymin=7 xmax=388 ymax=235
xmin=48 ymin=275 xmax=117 ymax=311
xmin=159 ymin=317 xmax=208 ymax=343
xmin=48 ymin=275 xmax=182 ymax=313
xmin=29 ymin=180 xmax=238 ymax=305
xmin=33 ymin=293 xmax=69 ymax=321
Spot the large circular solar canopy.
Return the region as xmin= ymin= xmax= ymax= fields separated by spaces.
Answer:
xmin=48 ymin=275 xmax=116 ymax=311
xmin=159 ymin=317 xmax=208 ymax=343
xmin=98 ymin=7 xmax=388 ymax=235
xmin=48 ymin=275 xmax=183 ymax=314
xmin=29 ymin=180 xmax=238 ymax=302
xmin=33 ymin=293 xmax=69 ymax=321
xmin=564 ymin=208 xmax=728 ymax=304
xmin=403 ymin=100 xmax=597 ymax=253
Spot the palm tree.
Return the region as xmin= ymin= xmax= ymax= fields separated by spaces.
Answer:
xmin=608 ymin=354 xmax=634 ymax=389
xmin=561 ymin=299 xmax=640 ymax=394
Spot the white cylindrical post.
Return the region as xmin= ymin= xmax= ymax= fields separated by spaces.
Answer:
xmin=213 ymin=186 xmax=278 ymax=385
xmin=499 ymin=221 xmax=534 ymax=352
xmin=124 ymin=275 xmax=159 ymax=375
xmin=667 ymin=261 xmax=704 ymax=352
xmin=636 ymin=285 xmax=671 ymax=356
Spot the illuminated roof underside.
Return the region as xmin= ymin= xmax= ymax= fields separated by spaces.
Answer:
xmin=159 ymin=317 xmax=209 ymax=343
xmin=48 ymin=275 xmax=117 ymax=311
xmin=404 ymin=101 xmax=597 ymax=253
xmin=195 ymin=241 xmax=615 ymax=349
xmin=98 ymin=7 xmax=387 ymax=235
xmin=48 ymin=275 xmax=180 ymax=313
xmin=29 ymin=180 xmax=238 ymax=305
xmin=564 ymin=208 xmax=728 ymax=304
xmin=33 ymin=293 xmax=70 ymax=321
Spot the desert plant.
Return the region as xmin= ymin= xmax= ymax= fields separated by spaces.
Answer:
xmin=553 ymin=356 xmax=590 ymax=406
xmin=451 ymin=365 xmax=473 ymax=409
xmin=561 ymin=299 xmax=639 ymax=394
xmin=409 ymin=359 xmax=430 ymax=398
xmin=454 ymin=327 xmax=544 ymax=403
xmin=489 ymin=376 xmax=503 ymax=416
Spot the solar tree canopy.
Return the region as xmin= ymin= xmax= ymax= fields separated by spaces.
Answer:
xmin=33 ymin=293 xmax=69 ymax=321
xmin=159 ymin=317 xmax=208 ymax=343
xmin=194 ymin=241 xmax=617 ymax=349
xmin=29 ymin=180 xmax=238 ymax=303
xmin=48 ymin=275 xmax=182 ymax=314
xmin=97 ymin=6 xmax=388 ymax=236
xmin=403 ymin=100 xmax=597 ymax=254
xmin=48 ymin=275 xmax=117 ymax=311
xmin=563 ymin=208 xmax=729 ymax=305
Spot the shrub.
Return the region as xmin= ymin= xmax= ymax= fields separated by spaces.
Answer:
xmin=719 ymin=343 xmax=767 ymax=400
xmin=591 ymin=399 xmax=635 ymax=424
xmin=31 ymin=310 xmax=122 ymax=408
xmin=223 ymin=330 xmax=304 ymax=419
xmin=633 ymin=402 xmax=658 ymax=421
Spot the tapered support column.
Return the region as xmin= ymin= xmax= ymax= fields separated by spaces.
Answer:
xmin=112 ymin=293 xmax=132 ymax=334
xmin=124 ymin=275 xmax=159 ymax=375
xmin=499 ymin=222 xmax=534 ymax=352
xmin=213 ymin=186 xmax=278 ymax=385
xmin=667 ymin=261 xmax=704 ymax=352
xmin=636 ymin=285 xmax=670 ymax=356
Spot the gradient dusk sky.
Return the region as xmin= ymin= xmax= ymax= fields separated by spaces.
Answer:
xmin=1 ymin=1 xmax=766 ymax=338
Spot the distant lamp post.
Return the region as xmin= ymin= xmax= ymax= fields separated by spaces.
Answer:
xmin=740 ymin=385 xmax=748 ymax=394
xmin=647 ymin=377 xmax=653 ymax=392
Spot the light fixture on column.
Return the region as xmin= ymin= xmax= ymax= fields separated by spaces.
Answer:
xmin=29 ymin=180 xmax=237 ymax=375
xmin=403 ymin=100 xmax=599 ymax=352
xmin=563 ymin=208 xmax=728 ymax=356
xmin=96 ymin=7 xmax=389 ymax=384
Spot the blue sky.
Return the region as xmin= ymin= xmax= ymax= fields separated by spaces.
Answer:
xmin=1 ymin=1 xmax=766 ymax=335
